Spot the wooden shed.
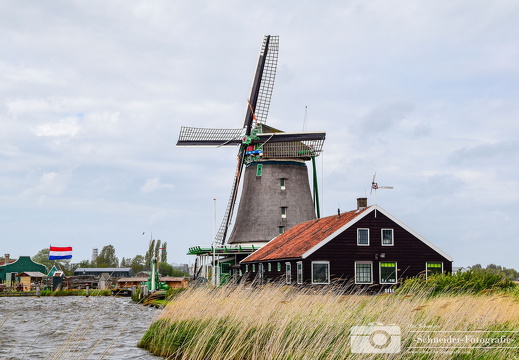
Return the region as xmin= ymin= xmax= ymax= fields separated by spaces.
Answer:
xmin=160 ymin=277 xmax=189 ymax=288
xmin=15 ymin=271 xmax=47 ymax=291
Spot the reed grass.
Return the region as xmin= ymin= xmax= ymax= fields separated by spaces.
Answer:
xmin=139 ymin=282 xmax=519 ymax=359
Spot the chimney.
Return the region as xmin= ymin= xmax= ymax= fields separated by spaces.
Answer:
xmin=357 ymin=198 xmax=367 ymax=210
xmin=4 ymin=254 xmax=10 ymax=264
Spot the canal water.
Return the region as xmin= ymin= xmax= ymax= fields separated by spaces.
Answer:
xmin=0 ymin=296 xmax=162 ymax=359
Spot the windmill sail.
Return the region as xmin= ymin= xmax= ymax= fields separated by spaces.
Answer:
xmin=177 ymin=35 xmax=326 ymax=247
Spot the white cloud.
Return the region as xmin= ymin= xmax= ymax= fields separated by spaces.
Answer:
xmin=32 ymin=117 xmax=80 ymax=137
xmin=140 ymin=177 xmax=174 ymax=194
xmin=0 ymin=1 xmax=518 ymax=268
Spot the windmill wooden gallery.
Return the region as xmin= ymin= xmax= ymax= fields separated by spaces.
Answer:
xmin=178 ymin=35 xmax=452 ymax=290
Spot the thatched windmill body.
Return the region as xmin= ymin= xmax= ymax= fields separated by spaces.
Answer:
xmin=178 ymin=36 xmax=325 ymax=279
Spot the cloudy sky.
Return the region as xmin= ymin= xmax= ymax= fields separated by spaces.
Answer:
xmin=1 ymin=1 xmax=518 ymax=269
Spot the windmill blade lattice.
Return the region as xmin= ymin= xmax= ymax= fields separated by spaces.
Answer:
xmin=254 ymin=36 xmax=279 ymax=125
xmin=177 ymin=127 xmax=243 ymax=146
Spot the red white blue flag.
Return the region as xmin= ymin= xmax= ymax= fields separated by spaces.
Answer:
xmin=49 ymin=246 xmax=73 ymax=260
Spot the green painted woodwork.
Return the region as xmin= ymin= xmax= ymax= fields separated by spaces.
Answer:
xmin=0 ymin=256 xmax=47 ymax=281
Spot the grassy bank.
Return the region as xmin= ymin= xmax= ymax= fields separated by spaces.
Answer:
xmin=139 ymin=281 xmax=519 ymax=359
xmin=40 ymin=289 xmax=112 ymax=296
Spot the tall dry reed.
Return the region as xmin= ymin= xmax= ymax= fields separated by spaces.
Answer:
xmin=139 ymin=282 xmax=519 ymax=359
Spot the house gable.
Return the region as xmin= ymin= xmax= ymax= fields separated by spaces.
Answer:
xmin=240 ymin=203 xmax=453 ymax=286
xmin=241 ymin=206 xmax=371 ymax=263
xmin=302 ymin=205 xmax=453 ymax=262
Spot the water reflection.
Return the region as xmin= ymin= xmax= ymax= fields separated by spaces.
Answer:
xmin=0 ymin=296 xmax=162 ymax=359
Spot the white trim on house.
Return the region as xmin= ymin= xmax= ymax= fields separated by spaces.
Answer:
xmin=425 ymin=261 xmax=444 ymax=279
xmin=311 ymin=261 xmax=330 ymax=285
xmin=379 ymin=261 xmax=398 ymax=284
xmin=357 ymin=228 xmax=370 ymax=246
xmin=354 ymin=261 xmax=373 ymax=284
xmin=285 ymin=262 xmax=291 ymax=284
xmin=381 ymin=228 xmax=394 ymax=246
xmin=296 ymin=261 xmax=303 ymax=284
xmin=301 ymin=205 xmax=453 ymax=261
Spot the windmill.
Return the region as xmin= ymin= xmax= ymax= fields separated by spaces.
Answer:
xmin=177 ymin=35 xmax=325 ymax=251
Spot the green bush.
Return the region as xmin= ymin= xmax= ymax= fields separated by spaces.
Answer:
xmin=398 ymin=269 xmax=517 ymax=296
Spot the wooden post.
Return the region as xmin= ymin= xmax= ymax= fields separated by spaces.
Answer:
xmin=86 ymin=285 xmax=90 ymax=297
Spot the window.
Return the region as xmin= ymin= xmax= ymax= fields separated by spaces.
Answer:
xmin=280 ymin=178 xmax=286 ymax=190
xmin=277 ymin=262 xmax=281 ymax=271
xmin=380 ymin=262 xmax=397 ymax=284
xmin=285 ymin=262 xmax=291 ymax=284
xmin=221 ymin=263 xmax=230 ymax=274
xmin=278 ymin=226 xmax=285 ymax=234
xmin=281 ymin=207 xmax=287 ymax=218
xmin=357 ymin=228 xmax=369 ymax=246
xmin=268 ymin=262 xmax=272 ymax=272
xmin=381 ymin=229 xmax=394 ymax=246
xmin=256 ymin=164 xmax=263 ymax=176
xmin=312 ymin=261 xmax=330 ymax=284
xmin=245 ymin=264 xmax=249 ymax=272
xmin=258 ymin=263 xmax=264 ymax=282
xmin=355 ymin=262 xmax=373 ymax=284
xmin=296 ymin=261 xmax=303 ymax=284
xmin=252 ymin=264 xmax=256 ymax=272
xmin=426 ymin=262 xmax=443 ymax=279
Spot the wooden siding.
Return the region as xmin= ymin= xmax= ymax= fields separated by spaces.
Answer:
xmin=241 ymin=210 xmax=452 ymax=285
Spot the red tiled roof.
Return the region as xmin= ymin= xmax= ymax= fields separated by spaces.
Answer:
xmin=242 ymin=206 xmax=371 ymax=262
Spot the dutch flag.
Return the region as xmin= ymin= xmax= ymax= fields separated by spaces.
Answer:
xmin=49 ymin=246 xmax=73 ymax=260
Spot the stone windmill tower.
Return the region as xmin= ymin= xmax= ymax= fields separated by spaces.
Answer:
xmin=177 ymin=35 xmax=325 ymax=250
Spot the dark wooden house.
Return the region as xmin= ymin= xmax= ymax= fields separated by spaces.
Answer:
xmin=241 ymin=199 xmax=452 ymax=288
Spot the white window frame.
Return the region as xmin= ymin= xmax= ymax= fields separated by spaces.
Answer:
xmin=379 ymin=261 xmax=398 ymax=284
xmin=355 ymin=261 xmax=373 ymax=284
xmin=281 ymin=207 xmax=287 ymax=219
xmin=426 ymin=262 xmax=444 ymax=279
xmin=258 ymin=263 xmax=264 ymax=281
xmin=280 ymin=178 xmax=286 ymax=190
xmin=277 ymin=262 xmax=281 ymax=271
xmin=357 ymin=228 xmax=370 ymax=246
xmin=268 ymin=262 xmax=271 ymax=272
xmin=285 ymin=262 xmax=291 ymax=284
xmin=296 ymin=261 xmax=303 ymax=284
xmin=381 ymin=229 xmax=394 ymax=246
xmin=311 ymin=261 xmax=330 ymax=285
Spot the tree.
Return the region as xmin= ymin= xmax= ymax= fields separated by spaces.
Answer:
xmin=155 ymin=239 xmax=161 ymax=262
xmin=120 ymin=257 xmax=132 ymax=267
xmin=94 ymin=245 xmax=119 ymax=268
xmin=77 ymin=259 xmax=91 ymax=269
xmin=130 ymin=255 xmax=146 ymax=273
xmin=160 ymin=242 xmax=167 ymax=263
xmin=145 ymin=240 xmax=155 ymax=266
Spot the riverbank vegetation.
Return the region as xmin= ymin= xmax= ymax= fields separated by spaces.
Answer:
xmin=138 ymin=272 xmax=519 ymax=359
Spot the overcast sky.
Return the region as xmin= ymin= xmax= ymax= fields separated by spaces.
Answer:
xmin=1 ymin=1 xmax=518 ymax=269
